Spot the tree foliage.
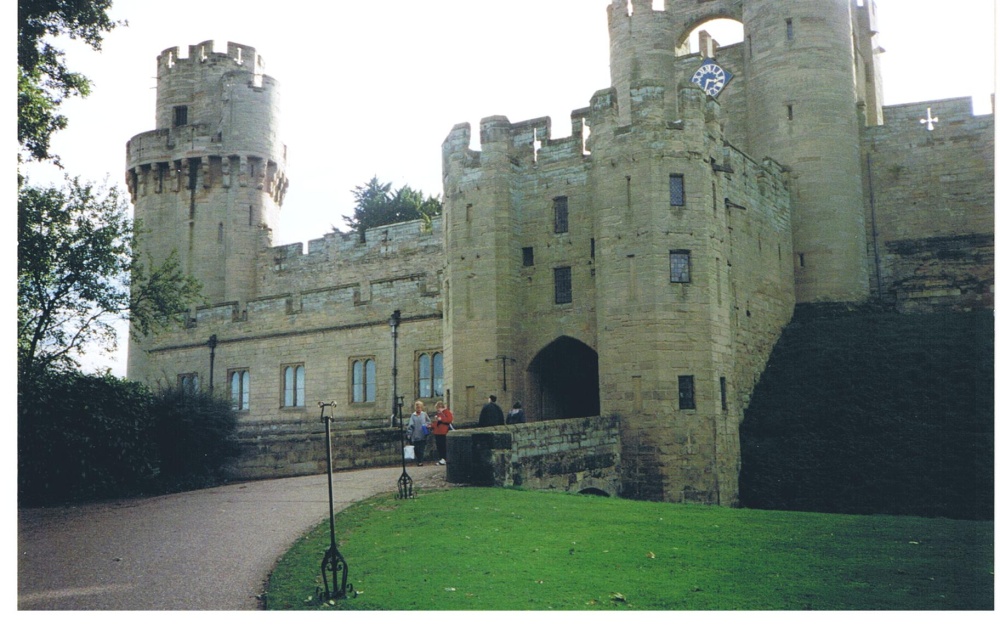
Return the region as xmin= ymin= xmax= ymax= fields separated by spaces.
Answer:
xmin=18 ymin=0 xmax=120 ymax=166
xmin=17 ymin=177 xmax=202 ymax=377
xmin=341 ymin=176 xmax=442 ymax=238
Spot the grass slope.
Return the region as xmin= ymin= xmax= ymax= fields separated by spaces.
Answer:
xmin=265 ymin=488 xmax=993 ymax=611
xmin=740 ymin=309 xmax=993 ymax=519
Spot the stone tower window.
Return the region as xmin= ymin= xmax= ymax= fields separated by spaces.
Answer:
xmin=720 ymin=376 xmax=728 ymax=411
xmin=669 ymin=174 xmax=685 ymax=206
xmin=282 ymin=363 xmax=306 ymax=408
xmin=786 ymin=18 xmax=794 ymax=41
xmin=670 ymin=250 xmax=692 ymax=283
xmin=522 ymin=247 xmax=535 ymax=267
xmin=173 ymin=105 xmax=188 ymax=127
xmin=229 ymin=369 xmax=250 ymax=411
xmin=679 ymin=375 xmax=696 ymax=410
xmin=554 ymin=266 xmax=572 ymax=304
xmin=351 ymin=358 xmax=376 ymax=404
xmin=553 ymin=196 xmax=569 ymax=233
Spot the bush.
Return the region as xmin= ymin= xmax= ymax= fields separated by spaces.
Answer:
xmin=18 ymin=370 xmax=158 ymax=506
xmin=18 ymin=370 xmax=242 ymax=506
xmin=147 ymin=386 xmax=240 ymax=493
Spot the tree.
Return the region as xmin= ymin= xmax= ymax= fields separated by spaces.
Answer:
xmin=17 ymin=177 xmax=202 ymax=377
xmin=341 ymin=176 xmax=442 ymax=239
xmin=18 ymin=0 xmax=120 ymax=167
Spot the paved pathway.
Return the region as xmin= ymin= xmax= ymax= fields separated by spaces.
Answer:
xmin=17 ymin=465 xmax=447 ymax=610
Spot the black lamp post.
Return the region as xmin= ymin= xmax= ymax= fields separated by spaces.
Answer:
xmin=390 ymin=310 xmax=413 ymax=499
xmin=318 ymin=401 xmax=352 ymax=601
xmin=207 ymin=334 xmax=218 ymax=394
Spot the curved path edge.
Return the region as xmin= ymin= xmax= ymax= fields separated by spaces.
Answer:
xmin=17 ymin=465 xmax=447 ymax=610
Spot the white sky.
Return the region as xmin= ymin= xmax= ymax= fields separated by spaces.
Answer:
xmin=13 ymin=0 xmax=998 ymax=375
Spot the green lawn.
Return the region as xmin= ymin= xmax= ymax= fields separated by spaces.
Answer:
xmin=265 ymin=487 xmax=994 ymax=610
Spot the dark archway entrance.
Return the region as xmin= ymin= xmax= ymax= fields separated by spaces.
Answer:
xmin=527 ymin=336 xmax=599 ymax=421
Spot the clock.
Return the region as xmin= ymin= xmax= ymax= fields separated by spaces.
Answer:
xmin=691 ymin=59 xmax=732 ymax=97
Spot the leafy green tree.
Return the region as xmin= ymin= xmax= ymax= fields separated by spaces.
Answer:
xmin=18 ymin=0 xmax=120 ymax=167
xmin=17 ymin=177 xmax=202 ymax=377
xmin=341 ymin=176 xmax=442 ymax=239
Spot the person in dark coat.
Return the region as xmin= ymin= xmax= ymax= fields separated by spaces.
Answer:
xmin=478 ymin=395 xmax=505 ymax=427
xmin=506 ymin=402 xmax=525 ymax=424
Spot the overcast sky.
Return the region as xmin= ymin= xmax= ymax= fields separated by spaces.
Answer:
xmin=15 ymin=0 xmax=997 ymax=375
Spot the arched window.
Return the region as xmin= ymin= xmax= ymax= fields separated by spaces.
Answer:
xmin=418 ymin=351 xmax=444 ymax=398
xmin=283 ymin=364 xmax=305 ymax=407
xmin=230 ymin=369 xmax=250 ymax=411
xmin=352 ymin=358 xmax=376 ymax=403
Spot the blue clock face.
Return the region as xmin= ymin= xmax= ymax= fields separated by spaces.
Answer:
xmin=691 ymin=60 xmax=732 ymax=97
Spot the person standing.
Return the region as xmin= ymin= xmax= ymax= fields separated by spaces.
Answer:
xmin=478 ymin=395 xmax=505 ymax=427
xmin=506 ymin=402 xmax=525 ymax=424
xmin=431 ymin=401 xmax=454 ymax=465
xmin=406 ymin=400 xmax=431 ymax=466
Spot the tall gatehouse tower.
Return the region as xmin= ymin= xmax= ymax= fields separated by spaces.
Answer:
xmin=126 ymin=41 xmax=288 ymax=377
xmin=609 ymin=0 xmax=876 ymax=302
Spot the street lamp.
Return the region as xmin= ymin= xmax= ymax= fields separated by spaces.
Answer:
xmin=318 ymin=401 xmax=352 ymax=601
xmin=390 ymin=310 xmax=413 ymax=499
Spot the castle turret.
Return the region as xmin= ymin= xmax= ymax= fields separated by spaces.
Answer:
xmin=126 ymin=41 xmax=288 ymax=377
xmin=743 ymin=0 xmax=871 ymax=302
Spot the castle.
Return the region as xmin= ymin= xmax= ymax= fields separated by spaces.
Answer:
xmin=126 ymin=0 xmax=993 ymax=503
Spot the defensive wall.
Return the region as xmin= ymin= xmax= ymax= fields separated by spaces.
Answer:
xmin=138 ymin=218 xmax=443 ymax=426
xmin=863 ymin=97 xmax=995 ymax=312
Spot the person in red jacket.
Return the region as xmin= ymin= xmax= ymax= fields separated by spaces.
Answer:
xmin=431 ymin=401 xmax=454 ymax=465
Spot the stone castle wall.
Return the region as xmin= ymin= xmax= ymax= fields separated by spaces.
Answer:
xmin=138 ymin=219 xmax=443 ymax=427
xmin=863 ymin=97 xmax=994 ymax=312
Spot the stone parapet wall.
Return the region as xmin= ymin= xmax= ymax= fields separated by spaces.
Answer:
xmin=446 ymin=417 xmax=622 ymax=496
xmin=224 ymin=420 xmax=404 ymax=480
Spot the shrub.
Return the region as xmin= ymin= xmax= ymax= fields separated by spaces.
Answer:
xmin=147 ymin=386 xmax=241 ymax=493
xmin=18 ymin=370 xmax=242 ymax=506
xmin=18 ymin=370 xmax=158 ymax=506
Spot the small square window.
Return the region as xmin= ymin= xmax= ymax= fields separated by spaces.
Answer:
xmin=669 ymin=174 xmax=685 ymax=206
xmin=670 ymin=250 xmax=692 ymax=283
xmin=554 ymin=266 xmax=572 ymax=304
xmin=679 ymin=375 xmax=696 ymax=410
xmin=522 ymin=247 xmax=535 ymax=267
xmin=173 ymin=105 xmax=188 ymax=127
xmin=553 ymin=196 xmax=569 ymax=233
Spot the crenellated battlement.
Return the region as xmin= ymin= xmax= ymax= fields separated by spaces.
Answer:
xmin=443 ymin=83 xmax=728 ymax=184
xmin=157 ymin=40 xmax=263 ymax=79
xmin=146 ymin=217 xmax=444 ymax=348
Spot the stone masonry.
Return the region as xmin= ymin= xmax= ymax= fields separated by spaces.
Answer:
xmin=127 ymin=1 xmax=993 ymax=505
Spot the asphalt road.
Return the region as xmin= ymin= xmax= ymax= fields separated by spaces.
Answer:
xmin=17 ymin=465 xmax=447 ymax=610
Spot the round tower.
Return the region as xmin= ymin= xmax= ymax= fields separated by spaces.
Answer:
xmin=608 ymin=0 xmax=677 ymax=125
xmin=743 ymin=0 xmax=870 ymax=302
xmin=125 ymin=41 xmax=288 ymax=378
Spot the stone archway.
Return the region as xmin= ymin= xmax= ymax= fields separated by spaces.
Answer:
xmin=526 ymin=336 xmax=600 ymax=421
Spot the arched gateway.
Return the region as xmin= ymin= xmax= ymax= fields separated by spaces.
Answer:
xmin=526 ymin=337 xmax=600 ymax=421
